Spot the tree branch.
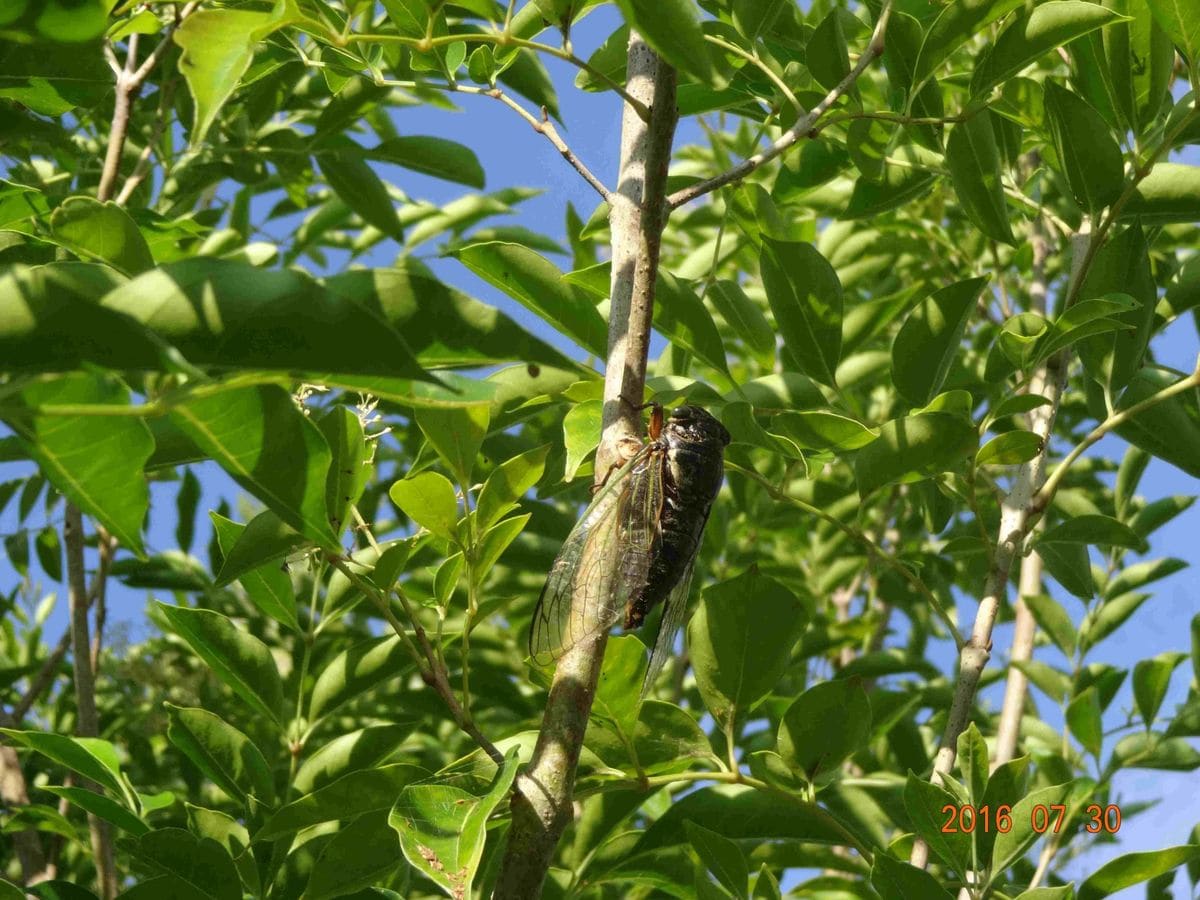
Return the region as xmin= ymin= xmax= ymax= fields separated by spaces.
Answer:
xmin=666 ymin=0 xmax=892 ymax=209
xmin=64 ymin=505 xmax=118 ymax=899
xmin=993 ymin=215 xmax=1051 ymax=769
xmin=97 ymin=2 xmax=196 ymax=202
xmin=910 ymin=217 xmax=1090 ymax=870
xmin=493 ymin=31 xmax=677 ymax=900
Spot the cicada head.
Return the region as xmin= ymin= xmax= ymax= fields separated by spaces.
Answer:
xmin=666 ymin=405 xmax=731 ymax=448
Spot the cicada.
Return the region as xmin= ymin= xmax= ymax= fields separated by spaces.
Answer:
xmin=529 ymin=404 xmax=730 ymax=695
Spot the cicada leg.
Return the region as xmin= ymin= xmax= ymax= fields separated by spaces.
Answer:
xmin=591 ymin=434 xmax=648 ymax=495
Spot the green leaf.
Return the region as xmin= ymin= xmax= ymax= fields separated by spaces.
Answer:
xmin=770 ymin=410 xmax=878 ymax=451
xmin=49 ymin=197 xmax=154 ymax=275
xmin=688 ymin=567 xmax=807 ymax=726
xmin=1113 ymin=731 xmax=1200 ymax=768
xmin=613 ymin=0 xmax=720 ymax=88
xmin=390 ymin=749 xmax=520 ymax=897
xmin=99 ymin=260 xmax=431 ymax=381
xmin=1115 ymin=444 xmax=1151 ymax=517
xmin=720 ymin=402 xmax=804 ymax=461
xmin=1078 ymin=845 xmax=1200 ymax=900
xmin=34 ymin=525 xmax=61 ymax=582
xmin=1035 ymin=514 xmax=1147 ymax=551
xmin=294 ymin=724 xmax=414 ymax=794
xmin=892 ymin=277 xmax=988 ymax=405
xmin=975 ymin=755 xmax=1030 ymax=864
xmin=1044 ymin=82 xmax=1125 ymax=212
xmin=174 ymin=4 xmax=292 ymax=144
xmin=1023 ymin=593 xmax=1078 ymax=656
xmin=1014 ymin=887 xmax=1075 ymax=900
xmin=185 ymin=805 xmax=257 ymax=896
xmin=655 ymin=271 xmax=731 ymax=376
xmin=708 ymin=280 xmax=775 ymax=356
xmin=389 ymin=471 xmax=460 ymax=542
xmin=991 ymin=781 xmax=1074 ymax=875
xmin=1145 ymin=0 xmax=1200 ymax=59
xmin=126 ymin=827 xmax=240 ymax=900
xmin=318 ymin=407 xmax=371 ymax=538
xmin=156 ymin=603 xmax=284 ymax=725
xmin=40 ymin=786 xmax=148 ymax=836
xmin=257 ymin=763 xmax=425 ymax=839
xmin=946 ymin=115 xmax=1014 ymax=243
xmin=1076 ymin=227 xmax=1155 ymax=394
xmin=807 ymin=9 xmax=851 ymax=92
xmin=685 ymin=821 xmax=749 ymax=900
xmin=476 ymin=445 xmax=549 ymax=532
xmin=415 ymin=401 xmax=491 ymax=487
xmin=309 ymin=635 xmax=410 ymax=721
xmin=176 ymin=468 xmax=201 ymax=554
xmin=6 ymin=373 xmax=152 ymax=556
xmin=168 ymin=385 xmax=338 ymax=547
xmin=903 ymin=773 xmax=972 ymax=875
xmin=366 ymin=136 xmax=485 ymax=188
xmin=1080 ymin=591 xmax=1150 ymax=651
xmin=1067 ymin=686 xmax=1104 ymax=757
xmin=912 ymin=0 xmax=1025 ymax=86
xmin=165 ymin=703 xmax=275 ymax=809
xmin=854 ymin=413 xmax=979 ymax=497
xmin=317 ymin=146 xmax=403 ymax=239
xmin=1039 ymin=540 xmax=1095 ymax=599
xmin=1122 ymin=162 xmax=1200 ymax=223
xmin=973 ymin=1 xmax=1127 ymax=97
xmin=210 ymin=513 xmax=298 ymax=630
xmin=777 ymin=678 xmax=871 ymax=784
xmin=563 ymin=398 xmax=603 ymax=482
xmin=871 ymin=852 xmax=956 ymax=900
xmin=474 ymin=513 xmax=529 ymax=580
xmin=957 ymin=722 xmax=988 ymax=803
xmin=0 ymin=729 xmax=124 ymax=797
xmin=450 ymin=242 xmax=607 ymax=359
xmin=305 ymin=810 xmax=401 ymax=900
xmin=212 ymin=508 xmax=307 ymax=586
xmin=848 ymin=118 xmax=891 ymax=182
xmin=636 ymin=783 xmax=870 ymax=849
xmin=1133 ymin=652 xmax=1187 ymax=726
xmin=591 ymin=635 xmax=647 ymax=730
xmin=759 ymin=238 xmax=843 ymax=386
xmin=1109 ymin=366 xmax=1200 ymax=478
xmin=588 ymin=699 xmax=713 ymax=775
xmin=1013 ymin=659 xmax=1072 ymax=703
xmin=977 ymin=430 xmax=1043 ymax=466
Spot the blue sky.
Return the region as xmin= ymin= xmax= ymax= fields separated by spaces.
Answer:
xmin=2 ymin=3 xmax=1199 ymax=894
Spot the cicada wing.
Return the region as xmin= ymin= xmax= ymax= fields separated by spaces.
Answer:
xmin=528 ymin=444 xmax=660 ymax=665
xmin=640 ymin=555 xmax=697 ymax=700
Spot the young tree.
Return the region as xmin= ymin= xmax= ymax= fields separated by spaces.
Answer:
xmin=1 ymin=1 xmax=1199 ymax=898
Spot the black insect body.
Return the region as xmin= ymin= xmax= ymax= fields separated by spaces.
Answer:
xmin=529 ymin=404 xmax=730 ymax=695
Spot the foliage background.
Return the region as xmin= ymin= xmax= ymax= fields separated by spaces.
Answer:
xmin=2 ymin=0 xmax=1200 ymax=897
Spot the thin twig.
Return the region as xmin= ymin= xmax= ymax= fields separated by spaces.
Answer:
xmin=115 ymin=78 xmax=177 ymax=205
xmin=1034 ymin=358 xmax=1200 ymax=513
xmin=666 ymin=0 xmax=892 ymax=209
xmin=370 ymin=76 xmax=611 ymax=200
xmin=705 ymin=34 xmax=804 ymax=115
xmin=325 ymin=556 xmax=504 ymax=765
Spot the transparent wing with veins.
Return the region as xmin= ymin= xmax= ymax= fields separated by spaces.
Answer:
xmin=529 ymin=443 xmax=664 ymax=665
xmin=641 ymin=555 xmax=696 ymax=699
